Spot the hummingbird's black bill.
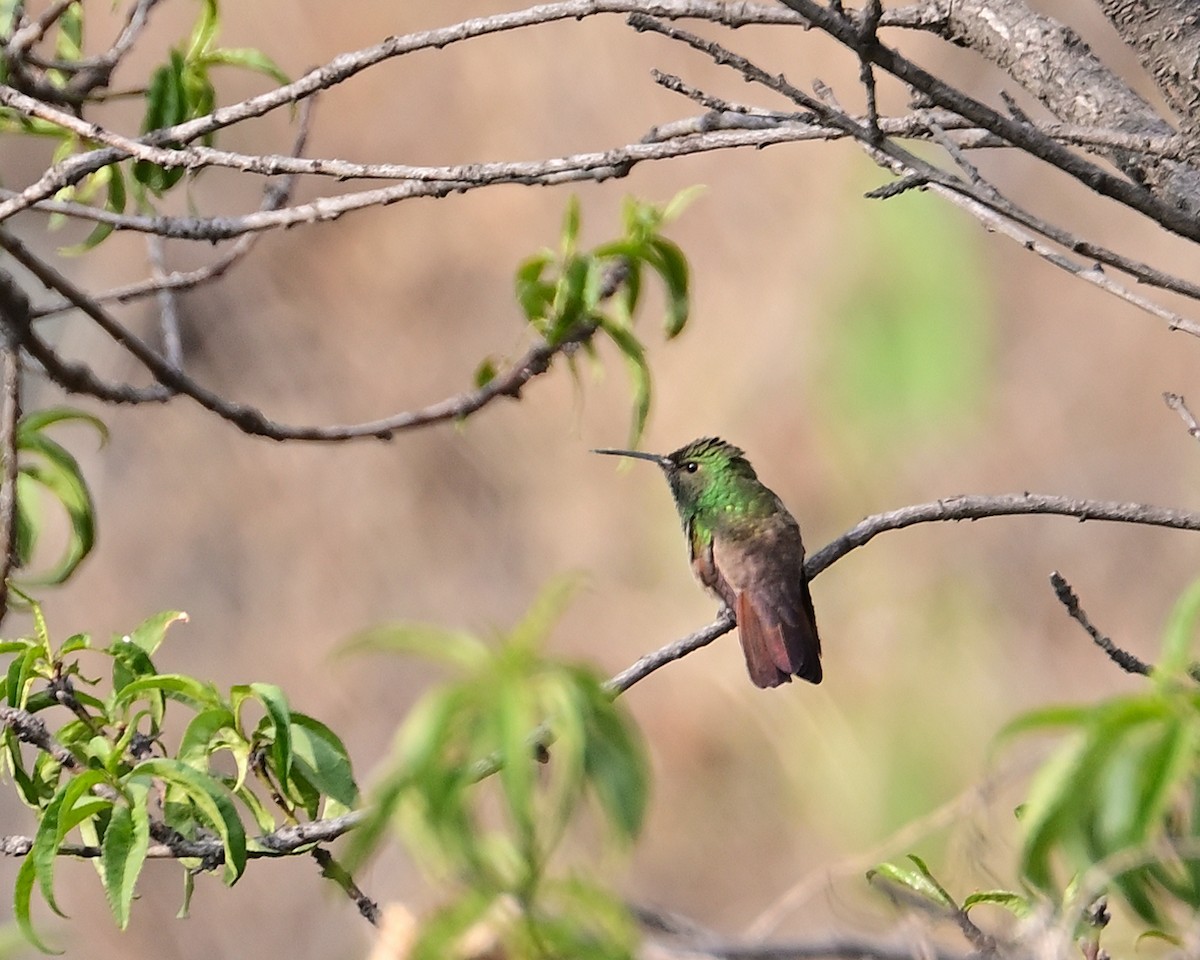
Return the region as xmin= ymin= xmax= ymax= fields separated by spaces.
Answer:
xmin=591 ymin=448 xmax=672 ymax=467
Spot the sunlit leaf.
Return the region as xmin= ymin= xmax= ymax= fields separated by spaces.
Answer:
xmin=101 ymin=780 xmax=150 ymax=929
xmin=123 ymin=610 xmax=188 ymax=657
xmin=600 ymin=320 xmax=651 ymax=449
xmin=129 ymin=759 xmax=246 ymax=882
xmin=867 ymin=855 xmax=957 ymax=909
xmin=289 ymin=713 xmax=358 ymax=810
xmin=962 ymin=890 xmax=1033 ymax=918
xmin=645 ymin=236 xmax=689 ymax=338
xmin=201 ymin=47 xmax=290 ymax=87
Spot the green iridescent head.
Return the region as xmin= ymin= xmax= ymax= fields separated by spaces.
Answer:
xmin=592 ymin=437 xmax=762 ymax=515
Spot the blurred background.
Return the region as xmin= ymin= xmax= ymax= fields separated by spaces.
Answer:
xmin=5 ymin=1 xmax=1200 ymax=956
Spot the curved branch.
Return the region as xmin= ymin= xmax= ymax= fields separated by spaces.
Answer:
xmin=610 ymin=493 xmax=1200 ymax=693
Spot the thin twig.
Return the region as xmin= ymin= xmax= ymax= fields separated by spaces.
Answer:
xmin=1049 ymin=571 xmax=1151 ymax=676
xmin=3 ymin=0 xmax=75 ymax=57
xmin=632 ymin=12 xmax=1200 ymax=330
xmin=311 ymin=846 xmax=381 ymax=927
xmin=147 ymin=235 xmax=182 ymax=369
xmin=773 ymin=0 xmax=1200 ymax=244
xmin=1163 ymin=392 xmax=1200 ymax=445
xmin=5 ymin=226 xmax=623 ymax=441
xmin=0 ymin=705 xmax=80 ymax=771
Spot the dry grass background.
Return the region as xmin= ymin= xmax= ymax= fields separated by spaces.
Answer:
xmin=5 ymin=1 xmax=1200 ymax=957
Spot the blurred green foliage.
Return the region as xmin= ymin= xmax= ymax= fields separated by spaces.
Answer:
xmin=346 ymin=577 xmax=649 ymax=960
xmin=873 ymin=579 xmax=1200 ymax=950
xmin=822 ymin=175 xmax=993 ymax=452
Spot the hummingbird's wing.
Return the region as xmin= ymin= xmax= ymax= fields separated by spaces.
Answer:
xmin=715 ymin=520 xmax=823 ymax=688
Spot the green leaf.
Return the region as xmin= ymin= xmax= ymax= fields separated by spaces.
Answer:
xmin=16 ymin=424 xmax=97 ymax=584
xmin=60 ymin=165 xmax=126 ymax=254
xmin=14 ymin=856 xmax=59 ymax=954
xmin=185 ymin=0 xmax=219 ymax=61
xmin=201 ymin=47 xmax=290 ymax=87
xmin=962 ymin=890 xmax=1033 ymax=918
xmin=135 ymin=51 xmax=188 ymax=192
xmin=993 ymin=703 xmax=1095 ymax=745
xmin=177 ymin=707 xmax=244 ymax=778
xmin=129 ymin=759 xmax=246 ymax=882
xmin=248 ymin=682 xmax=292 ymax=786
xmin=32 ymin=770 xmax=109 ymax=918
xmin=561 ymin=196 xmax=582 ymax=257
xmin=14 ymin=472 xmax=41 ymax=569
xmin=18 ymin=409 xmax=108 ymax=440
xmin=600 ymin=319 xmax=651 ymax=449
xmin=474 ymin=357 xmax=498 ymax=389
xmin=867 ymin=855 xmax=957 ymax=909
xmin=580 ymin=681 xmax=648 ymax=842
xmin=549 ymin=255 xmax=591 ymax=344
xmin=177 ymin=870 xmax=196 ymax=920
xmin=515 ymin=252 xmax=555 ymax=325
xmin=660 ymin=184 xmax=705 ymax=223
xmin=112 ymin=673 xmax=220 ymax=711
xmin=1158 ymin=578 xmax=1200 ymax=681
xmin=124 ymin=610 xmax=188 ymax=656
xmin=288 ymin=713 xmax=358 ymax=810
xmin=101 ymin=780 xmax=150 ymax=929
xmin=54 ymin=2 xmax=82 ymax=62
xmin=496 ymin=676 xmax=536 ymax=853
xmin=644 ymin=237 xmax=690 ymax=338
xmin=410 ymin=891 xmax=500 ymax=960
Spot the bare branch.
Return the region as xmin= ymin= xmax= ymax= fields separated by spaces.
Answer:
xmin=311 ymin=847 xmax=380 ymax=927
xmin=0 ymin=809 xmax=365 ymax=863
xmin=774 ymin=0 xmax=1200 ymax=238
xmin=3 ymin=226 xmax=625 ymax=441
xmin=631 ymin=14 xmax=1200 ymax=333
xmin=28 ymin=96 xmax=315 ymax=320
xmin=1094 ymin=0 xmax=1200 ymax=145
xmin=0 ymin=705 xmax=80 ymax=771
xmin=612 ymin=494 xmax=1200 ymax=693
xmin=3 ymin=0 xmax=75 ymax=58
xmin=1048 ymin=571 xmax=1151 ymax=677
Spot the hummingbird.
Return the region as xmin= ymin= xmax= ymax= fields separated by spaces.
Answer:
xmin=594 ymin=437 xmax=822 ymax=688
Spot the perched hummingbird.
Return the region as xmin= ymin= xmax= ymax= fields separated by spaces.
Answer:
xmin=594 ymin=437 xmax=822 ymax=688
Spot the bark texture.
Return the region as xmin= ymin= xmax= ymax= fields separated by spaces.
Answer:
xmin=942 ymin=0 xmax=1200 ymax=214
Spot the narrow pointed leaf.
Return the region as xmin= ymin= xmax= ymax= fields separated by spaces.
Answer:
xmin=101 ymin=781 xmax=150 ymax=929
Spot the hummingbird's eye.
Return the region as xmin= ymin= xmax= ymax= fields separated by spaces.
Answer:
xmin=684 ymin=461 xmax=698 ymax=473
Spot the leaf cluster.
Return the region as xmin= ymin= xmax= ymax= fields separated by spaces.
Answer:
xmin=495 ymin=191 xmax=697 ymax=448
xmin=1005 ymin=580 xmax=1200 ymax=930
xmin=2 ymin=599 xmax=357 ymax=952
xmin=346 ymin=577 xmax=649 ymax=960
xmin=1 ymin=0 xmax=287 ymax=250
xmin=871 ymin=581 xmax=1200 ymax=951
